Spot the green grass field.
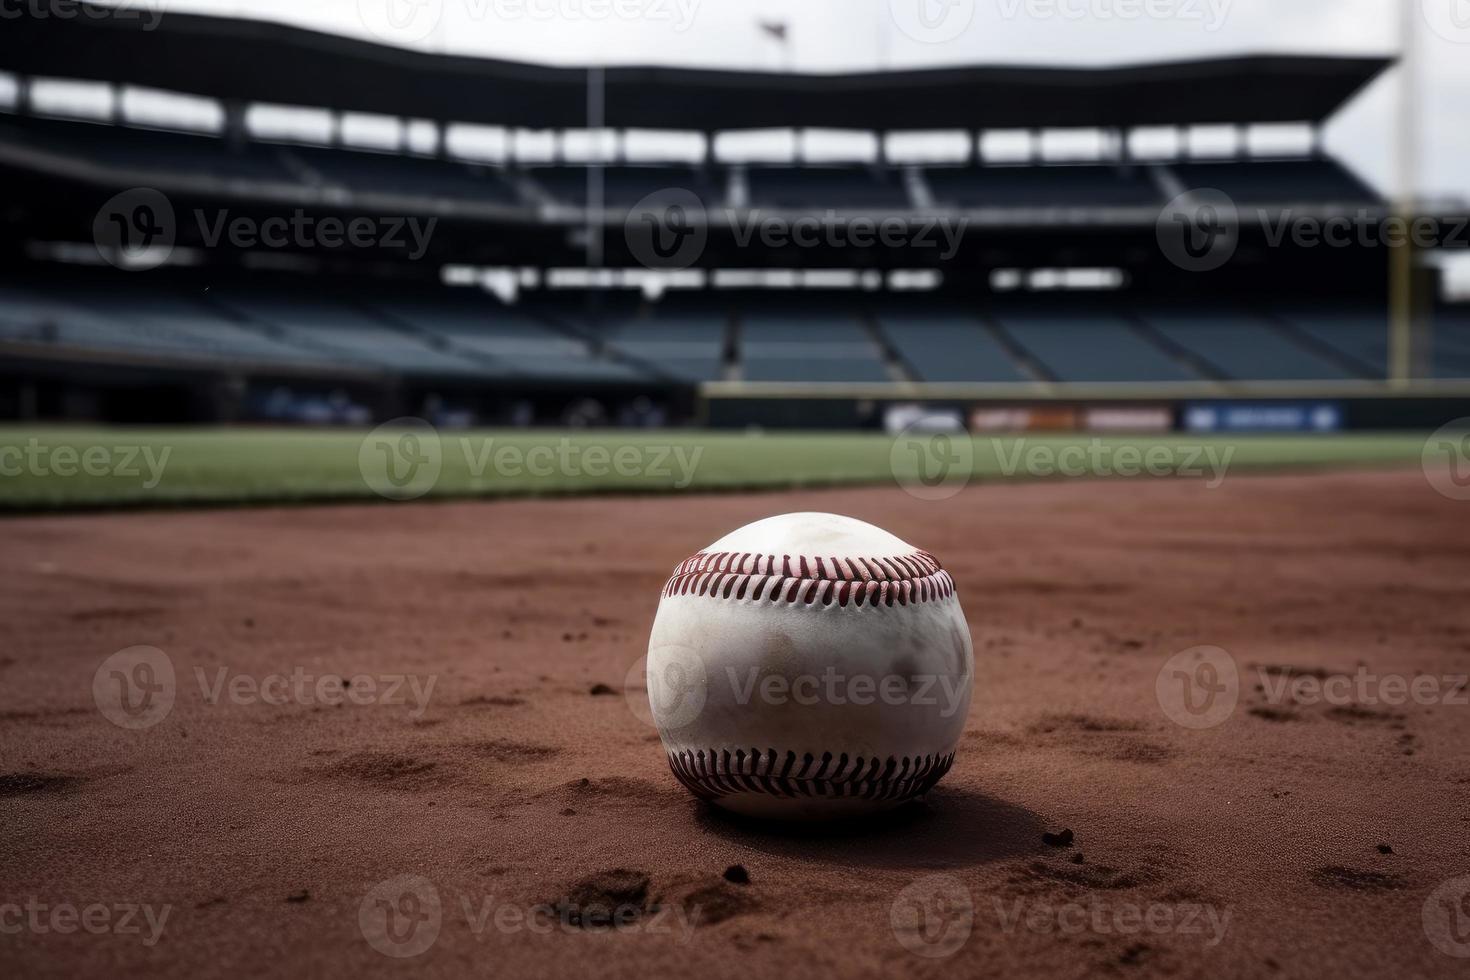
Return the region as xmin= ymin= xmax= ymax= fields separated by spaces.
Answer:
xmin=0 ymin=426 xmax=1431 ymax=511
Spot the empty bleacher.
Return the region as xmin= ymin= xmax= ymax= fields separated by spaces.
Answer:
xmin=284 ymin=146 xmax=519 ymax=204
xmin=924 ymin=165 xmax=1162 ymax=209
xmin=367 ymin=292 xmax=644 ymax=381
xmin=992 ymin=303 xmax=1195 ymax=382
xmin=874 ymin=305 xmax=1026 ymax=382
xmin=0 ymin=116 xmax=297 ymax=184
xmin=745 ymin=167 xmax=910 ymax=210
xmin=208 ymin=289 xmax=495 ymax=376
xmin=1170 ymin=160 xmax=1377 ymax=204
xmin=585 ymin=294 xmax=729 ymax=382
xmin=737 ymin=299 xmax=891 ymax=382
xmin=523 ymin=166 xmax=724 ymax=209
xmin=0 ymin=278 xmax=349 ymax=368
xmin=1136 ymin=307 xmax=1356 ymax=380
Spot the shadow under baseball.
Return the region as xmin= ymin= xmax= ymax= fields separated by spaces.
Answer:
xmin=690 ymin=785 xmax=1045 ymax=869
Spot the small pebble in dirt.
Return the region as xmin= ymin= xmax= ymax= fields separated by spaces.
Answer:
xmin=1042 ymin=828 xmax=1075 ymax=847
xmin=286 ymin=890 xmax=310 ymax=903
xmin=1377 ymin=844 xmax=1394 ymax=855
xmin=589 ymin=684 xmax=616 ymax=696
xmin=1070 ymin=853 xmax=1085 ymax=864
xmin=562 ymin=633 xmax=574 ymax=642
xmin=561 ymin=808 xmax=576 ymax=817
xmin=723 ymin=865 xmax=750 ymax=885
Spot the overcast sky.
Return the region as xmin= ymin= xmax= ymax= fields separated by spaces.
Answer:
xmin=140 ymin=0 xmax=1468 ymax=202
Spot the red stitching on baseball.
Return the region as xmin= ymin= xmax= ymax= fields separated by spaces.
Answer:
xmin=667 ymin=747 xmax=955 ymax=802
xmin=661 ymin=550 xmax=956 ymax=606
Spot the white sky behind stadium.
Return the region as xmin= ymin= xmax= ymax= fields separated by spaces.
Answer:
xmin=108 ymin=0 xmax=1470 ymax=204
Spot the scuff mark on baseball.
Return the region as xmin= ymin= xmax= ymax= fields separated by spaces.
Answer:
xmin=647 ymin=512 xmax=974 ymax=820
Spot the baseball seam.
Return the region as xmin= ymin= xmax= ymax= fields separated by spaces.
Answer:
xmin=661 ymin=550 xmax=956 ymax=606
xmin=667 ymin=747 xmax=955 ymax=802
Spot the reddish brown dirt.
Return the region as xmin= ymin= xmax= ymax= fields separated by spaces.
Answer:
xmin=2 ymin=468 xmax=1468 ymax=978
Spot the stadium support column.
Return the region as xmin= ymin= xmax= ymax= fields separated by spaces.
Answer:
xmin=586 ymin=66 xmax=605 ymax=332
xmin=1389 ymin=0 xmax=1424 ymax=386
xmin=223 ymin=100 xmax=248 ymax=153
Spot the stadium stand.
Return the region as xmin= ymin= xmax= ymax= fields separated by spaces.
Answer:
xmin=578 ymin=294 xmax=730 ymax=382
xmin=924 ymin=165 xmax=1162 ymax=209
xmin=0 ymin=116 xmax=297 ymax=184
xmin=745 ymin=167 xmax=911 ymax=210
xmin=991 ymin=303 xmax=1197 ymax=383
xmin=3 ymin=8 xmax=1468 ymax=430
xmin=522 ymin=166 xmax=725 ymax=209
xmin=0 ymin=276 xmax=349 ymax=368
xmin=200 ymin=288 xmax=498 ymax=376
xmin=874 ymin=305 xmax=1028 ymax=383
xmin=737 ymin=297 xmax=892 ymax=383
xmin=348 ymin=291 xmax=646 ymax=381
xmin=284 ymin=146 xmax=519 ymax=205
xmin=1134 ymin=307 xmax=1358 ymax=380
xmin=1169 ymin=159 xmax=1378 ymax=204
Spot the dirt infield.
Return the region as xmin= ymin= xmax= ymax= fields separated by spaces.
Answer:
xmin=2 ymin=467 xmax=1468 ymax=978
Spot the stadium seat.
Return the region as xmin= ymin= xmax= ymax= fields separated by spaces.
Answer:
xmin=737 ymin=298 xmax=893 ymax=382
xmin=1170 ymin=160 xmax=1378 ymax=204
xmin=923 ymin=165 xmax=1161 ymax=209
xmin=519 ymin=166 xmax=724 ymax=209
xmin=1135 ymin=306 xmax=1355 ymax=381
xmin=744 ymin=167 xmax=910 ymax=210
xmin=873 ymin=305 xmax=1027 ymax=382
xmin=284 ymin=146 xmax=520 ymax=205
xmin=991 ymin=302 xmax=1196 ymax=382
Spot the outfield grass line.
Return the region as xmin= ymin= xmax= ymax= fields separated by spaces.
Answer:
xmin=0 ymin=427 xmax=1433 ymax=513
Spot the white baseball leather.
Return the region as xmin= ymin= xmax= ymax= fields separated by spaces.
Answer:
xmin=647 ymin=512 xmax=973 ymax=819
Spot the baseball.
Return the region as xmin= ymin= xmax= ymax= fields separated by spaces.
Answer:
xmin=646 ymin=512 xmax=973 ymax=819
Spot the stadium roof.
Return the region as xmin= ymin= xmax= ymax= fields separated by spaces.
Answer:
xmin=0 ymin=8 xmax=1393 ymax=130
